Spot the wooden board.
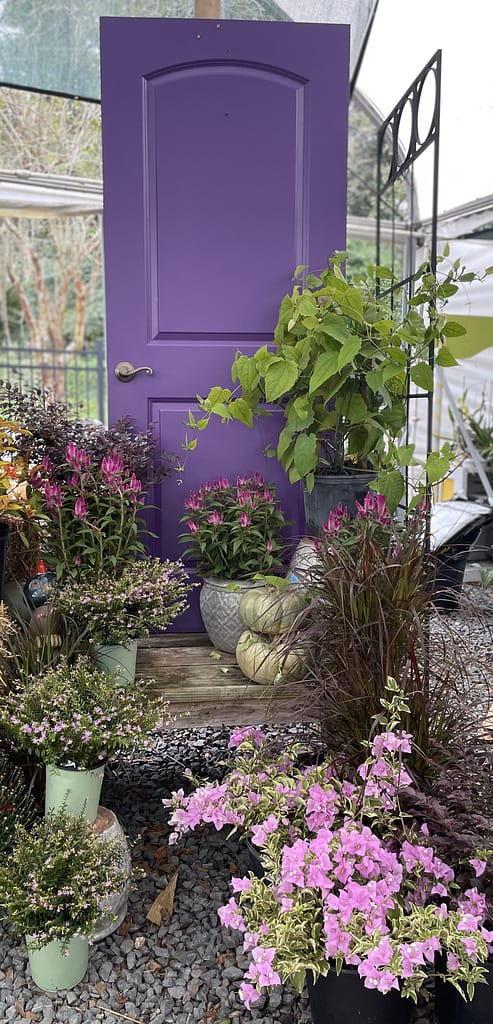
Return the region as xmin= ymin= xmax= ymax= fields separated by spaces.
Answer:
xmin=136 ymin=635 xmax=314 ymax=729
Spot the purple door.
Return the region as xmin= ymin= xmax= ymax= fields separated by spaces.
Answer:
xmin=100 ymin=17 xmax=349 ymax=629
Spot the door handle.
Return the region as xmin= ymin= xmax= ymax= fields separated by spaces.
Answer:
xmin=114 ymin=360 xmax=153 ymax=383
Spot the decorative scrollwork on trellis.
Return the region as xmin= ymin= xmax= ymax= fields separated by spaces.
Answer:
xmin=377 ymin=51 xmax=441 ymax=190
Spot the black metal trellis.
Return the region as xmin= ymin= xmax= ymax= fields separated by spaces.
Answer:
xmin=376 ymin=50 xmax=442 ymax=514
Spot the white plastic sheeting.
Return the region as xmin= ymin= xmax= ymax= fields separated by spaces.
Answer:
xmin=358 ymin=0 xmax=493 ymax=218
xmin=0 ymin=171 xmax=103 ymax=218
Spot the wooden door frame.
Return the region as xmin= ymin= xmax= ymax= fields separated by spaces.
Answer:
xmin=194 ymin=0 xmax=221 ymax=17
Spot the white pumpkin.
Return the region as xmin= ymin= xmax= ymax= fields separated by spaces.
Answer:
xmin=236 ymin=629 xmax=304 ymax=685
xmin=238 ymin=584 xmax=306 ymax=636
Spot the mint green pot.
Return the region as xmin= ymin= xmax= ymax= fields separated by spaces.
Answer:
xmin=92 ymin=641 xmax=138 ymax=683
xmin=45 ymin=763 xmax=105 ymax=824
xmin=26 ymin=935 xmax=89 ymax=991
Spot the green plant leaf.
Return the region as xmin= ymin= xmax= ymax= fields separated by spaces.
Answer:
xmin=374 ymin=470 xmax=405 ymax=512
xmin=233 ymin=354 xmax=258 ymax=391
xmin=410 ymin=362 xmax=434 ymax=391
xmin=264 ymin=360 xmax=299 ymax=403
xmin=436 ymin=346 xmax=458 ymax=367
xmin=342 ymin=285 xmax=364 ymax=321
xmin=293 ymin=433 xmax=317 ymax=478
xmin=337 ymin=335 xmax=362 ymax=371
xmin=395 ymin=444 xmax=415 ymax=467
xmin=426 ymin=452 xmax=451 ymax=484
xmin=308 ymin=349 xmax=340 ymax=393
xmin=229 ymin=398 xmax=253 ymax=427
xmin=317 ymin=314 xmax=352 ymax=343
xmin=365 ymin=369 xmax=383 ymax=393
xmin=298 ymin=297 xmax=318 ymax=317
xmin=442 ymin=320 xmax=467 ymax=338
xmin=337 ymin=392 xmax=368 ymax=424
xmin=277 ymin=426 xmax=294 ymax=461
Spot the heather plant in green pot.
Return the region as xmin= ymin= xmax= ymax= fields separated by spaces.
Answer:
xmin=53 ymin=555 xmax=192 ymax=682
xmin=0 ymin=654 xmax=173 ymax=821
xmin=0 ymin=808 xmax=127 ymax=991
xmin=185 ymin=251 xmax=490 ymax=520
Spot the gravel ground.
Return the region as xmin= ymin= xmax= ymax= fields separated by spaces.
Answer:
xmin=1 ymin=580 xmax=493 ymax=1024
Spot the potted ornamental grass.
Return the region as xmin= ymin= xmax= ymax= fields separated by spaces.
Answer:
xmin=53 ymin=555 xmax=192 ymax=682
xmin=165 ymin=682 xmax=493 ymax=1024
xmin=185 ymin=251 xmax=490 ymax=523
xmin=0 ymin=808 xmax=127 ymax=991
xmin=286 ymin=491 xmax=438 ymax=771
xmin=0 ymin=654 xmax=173 ymax=821
xmin=179 ymin=473 xmax=289 ymax=652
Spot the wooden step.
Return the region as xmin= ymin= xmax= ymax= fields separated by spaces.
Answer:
xmin=136 ymin=634 xmax=312 ymax=729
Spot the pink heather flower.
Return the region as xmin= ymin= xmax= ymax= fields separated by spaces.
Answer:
xmin=213 ymin=476 xmax=230 ymax=490
xmin=73 ymin=496 xmax=87 ymax=520
xmin=265 ymin=539 xmax=273 ymax=553
xmin=207 ymin=510 xmax=223 ymax=526
xmin=187 ymin=520 xmax=200 ymax=533
xmin=470 ymin=858 xmax=487 ymax=877
xmin=252 ymin=472 xmax=264 ymax=486
xmin=239 ymin=512 xmax=251 ymax=528
xmin=236 ymin=475 xmax=249 ymax=487
xmin=73 ymin=555 xmax=81 ymax=565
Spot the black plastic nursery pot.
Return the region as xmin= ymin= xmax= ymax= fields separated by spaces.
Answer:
xmin=432 ymin=522 xmax=484 ymax=611
xmin=303 ymin=472 xmax=376 ymax=537
xmin=307 ymin=968 xmax=412 ymax=1024
xmin=435 ymin=961 xmax=493 ymax=1024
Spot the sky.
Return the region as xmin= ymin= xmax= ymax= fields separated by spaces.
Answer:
xmin=358 ymin=0 xmax=493 ymax=218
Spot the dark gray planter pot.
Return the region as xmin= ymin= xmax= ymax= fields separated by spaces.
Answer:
xmin=303 ymin=472 xmax=376 ymax=537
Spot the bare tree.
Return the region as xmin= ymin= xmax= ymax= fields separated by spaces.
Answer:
xmin=0 ymin=87 xmax=102 ymax=395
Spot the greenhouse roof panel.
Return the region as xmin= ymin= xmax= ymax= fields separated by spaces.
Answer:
xmin=0 ymin=0 xmax=377 ymax=101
